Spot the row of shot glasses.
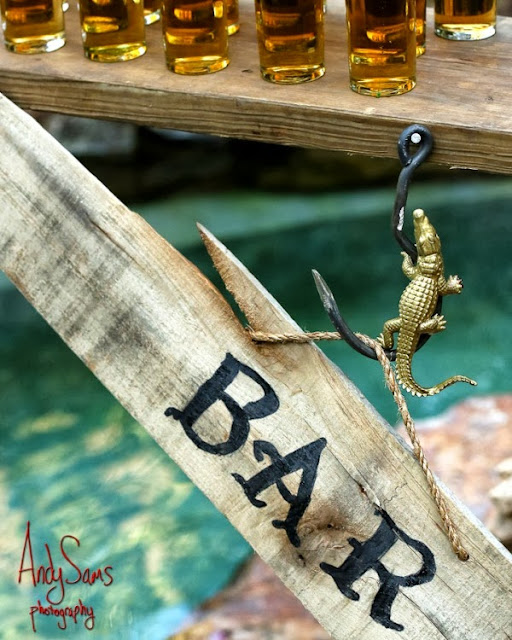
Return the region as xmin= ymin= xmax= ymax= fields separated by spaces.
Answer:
xmin=0 ymin=0 xmax=497 ymax=96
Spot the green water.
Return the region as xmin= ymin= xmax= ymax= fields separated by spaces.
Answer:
xmin=1 ymin=178 xmax=512 ymax=638
xmin=0 ymin=302 xmax=251 ymax=638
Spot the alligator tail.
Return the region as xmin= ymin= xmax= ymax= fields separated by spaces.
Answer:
xmin=395 ymin=353 xmax=477 ymax=397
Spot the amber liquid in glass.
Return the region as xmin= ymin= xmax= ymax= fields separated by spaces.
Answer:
xmin=79 ymin=0 xmax=146 ymax=62
xmin=346 ymin=0 xmax=416 ymax=96
xmin=1 ymin=0 xmax=65 ymax=53
xmin=226 ymin=0 xmax=238 ymax=34
xmin=162 ymin=0 xmax=229 ymax=74
xmin=435 ymin=0 xmax=495 ymax=39
xmin=144 ymin=0 xmax=160 ymax=24
xmin=416 ymin=0 xmax=425 ymax=54
xmin=255 ymin=0 xmax=325 ymax=84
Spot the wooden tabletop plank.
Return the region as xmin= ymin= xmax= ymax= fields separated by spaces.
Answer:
xmin=0 ymin=3 xmax=511 ymax=173
xmin=1 ymin=91 xmax=511 ymax=639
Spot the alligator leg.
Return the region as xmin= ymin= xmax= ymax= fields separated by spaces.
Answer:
xmin=419 ymin=314 xmax=446 ymax=335
xmin=378 ymin=317 xmax=401 ymax=349
xmin=439 ymin=274 xmax=463 ymax=295
xmin=401 ymin=252 xmax=418 ymax=280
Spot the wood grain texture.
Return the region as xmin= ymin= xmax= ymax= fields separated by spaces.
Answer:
xmin=0 ymin=4 xmax=512 ymax=173
xmin=0 ymin=93 xmax=511 ymax=639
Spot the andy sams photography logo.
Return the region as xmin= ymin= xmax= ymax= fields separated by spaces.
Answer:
xmin=18 ymin=521 xmax=114 ymax=632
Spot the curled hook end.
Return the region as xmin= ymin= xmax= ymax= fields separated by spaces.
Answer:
xmin=397 ymin=124 xmax=433 ymax=168
xmin=394 ymin=125 xmax=434 ymax=260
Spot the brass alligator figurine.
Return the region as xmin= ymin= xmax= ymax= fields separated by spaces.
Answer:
xmin=378 ymin=209 xmax=477 ymax=397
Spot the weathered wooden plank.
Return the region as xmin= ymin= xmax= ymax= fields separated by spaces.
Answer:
xmin=0 ymin=93 xmax=511 ymax=639
xmin=0 ymin=4 xmax=512 ymax=173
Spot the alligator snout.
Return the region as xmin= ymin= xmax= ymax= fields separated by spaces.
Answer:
xmin=413 ymin=209 xmax=441 ymax=256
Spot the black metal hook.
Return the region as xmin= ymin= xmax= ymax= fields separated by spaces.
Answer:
xmin=313 ymin=270 xmax=391 ymax=360
xmin=313 ymin=124 xmax=436 ymax=362
xmin=393 ymin=124 xmax=433 ymax=259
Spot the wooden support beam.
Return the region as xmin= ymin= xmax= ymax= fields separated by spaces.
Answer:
xmin=0 ymin=93 xmax=511 ymax=639
xmin=1 ymin=4 xmax=512 ymax=173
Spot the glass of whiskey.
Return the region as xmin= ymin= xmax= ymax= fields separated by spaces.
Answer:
xmin=144 ymin=0 xmax=161 ymax=24
xmin=255 ymin=0 xmax=325 ymax=83
xmin=346 ymin=0 xmax=416 ymax=96
xmin=1 ymin=0 xmax=65 ymax=53
xmin=435 ymin=0 xmax=496 ymax=40
xmin=226 ymin=0 xmax=238 ymax=34
xmin=79 ymin=0 xmax=146 ymax=62
xmin=162 ymin=0 xmax=229 ymax=74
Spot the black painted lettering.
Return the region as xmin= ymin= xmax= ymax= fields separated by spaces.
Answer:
xmin=320 ymin=509 xmax=436 ymax=632
xmin=232 ymin=438 xmax=327 ymax=547
xmin=165 ymin=353 xmax=279 ymax=455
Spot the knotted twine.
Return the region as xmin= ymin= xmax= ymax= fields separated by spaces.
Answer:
xmin=246 ymin=327 xmax=469 ymax=561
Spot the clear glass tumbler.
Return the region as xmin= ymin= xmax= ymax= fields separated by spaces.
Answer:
xmin=162 ymin=0 xmax=229 ymax=74
xmin=226 ymin=0 xmax=238 ymax=33
xmin=346 ymin=0 xmax=416 ymax=96
xmin=416 ymin=0 xmax=425 ymax=54
xmin=435 ymin=0 xmax=496 ymax=40
xmin=144 ymin=0 xmax=161 ymax=25
xmin=255 ymin=0 xmax=325 ymax=83
xmin=1 ymin=0 xmax=65 ymax=53
xmin=79 ymin=0 xmax=146 ymax=62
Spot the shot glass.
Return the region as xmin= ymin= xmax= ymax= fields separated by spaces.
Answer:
xmin=416 ymin=0 xmax=425 ymax=54
xmin=161 ymin=0 xmax=229 ymax=74
xmin=255 ymin=0 xmax=325 ymax=83
xmin=226 ymin=0 xmax=239 ymax=34
xmin=144 ymin=0 xmax=161 ymax=25
xmin=79 ymin=0 xmax=146 ymax=62
xmin=1 ymin=0 xmax=65 ymax=53
xmin=346 ymin=0 xmax=416 ymax=96
xmin=435 ymin=0 xmax=496 ymax=40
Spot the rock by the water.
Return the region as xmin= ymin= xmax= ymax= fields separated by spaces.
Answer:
xmin=398 ymin=395 xmax=512 ymax=525
xmin=170 ymin=555 xmax=329 ymax=640
xmin=489 ymin=457 xmax=512 ymax=550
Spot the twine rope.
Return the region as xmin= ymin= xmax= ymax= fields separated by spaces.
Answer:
xmin=246 ymin=327 xmax=469 ymax=561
